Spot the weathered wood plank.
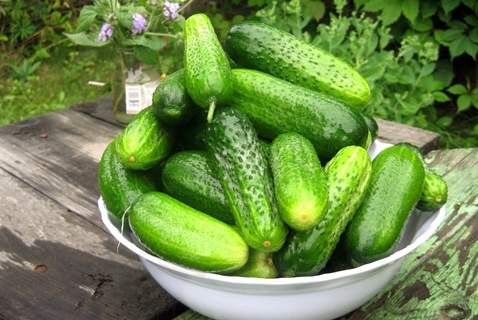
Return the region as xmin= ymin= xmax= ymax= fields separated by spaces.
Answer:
xmin=0 ymin=109 xmax=122 ymax=229
xmin=342 ymin=148 xmax=478 ymax=319
xmin=0 ymin=168 xmax=186 ymax=320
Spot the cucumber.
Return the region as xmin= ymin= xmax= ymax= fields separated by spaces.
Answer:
xmin=416 ymin=172 xmax=448 ymax=212
xmin=206 ymin=107 xmax=289 ymax=252
xmin=274 ymin=146 xmax=372 ymax=277
xmin=184 ymin=13 xmax=233 ymax=123
xmin=361 ymin=112 xmax=379 ymax=142
xmin=341 ymin=145 xmax=426 ymax=267
xmin=176 ymin=109 xmax=209 ymax=151
xmin=128 ymin=191 xmax=249 ymax=273
xmin=152 ymin=68 xmax=196 ymax=127
xmin=228 ymin=68 xmax=369 ymax=162
xmin=230 ymin=248 xmax=278 ymax=278
xmin=98 ymin=140 xmax=157 ymax=225
xmin=269 ymin=132 xmax=328 ymax=231
xmin=115 ymin=106 xmax=175 ymax=170
xmin=161 ymin=150 xmax=235 ymax=225
xmin=224 ymin=20 xmax=370 ymax=109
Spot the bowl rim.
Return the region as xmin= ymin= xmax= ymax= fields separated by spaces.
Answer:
xmin=99 ymin=140 xmax=446 ymax=285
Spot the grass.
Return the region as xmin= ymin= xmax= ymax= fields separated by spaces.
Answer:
xmin=0 ymin=46 xmax=116 ymax=127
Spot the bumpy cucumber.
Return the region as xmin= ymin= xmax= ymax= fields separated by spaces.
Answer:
xmin=230 ymin=248 xmax=278 ymax=278
xmin=128 ymin=191 xmax=249 ymax=273
xmin=274 ymin=146 xmax=372 ymax=277
xmin=224 ymin=21 xmax=370 ymax=109
xmin=160 ymin=150 xmax=235 ymax=224
xmin=228 ymin=68 xmax=369 ymax=162
xmin=416 ymin=172 xmax=448 ymax=212
xmin=98 ymin=140 xmax=157 ymax=224
xmin=115 ymin=106 xmax=175 ymax=170
xmin=342 ymin=145 xmax=426 ymax=266
xmin=206 ymin=107 xmax=289 ymax=252
xmin=269 ymin=132 xmax=328 ymax=231
xmin=152 ymin=68 xmax=196 ymax=126
xmin=184 ymin=13 xmax=233 ymax=122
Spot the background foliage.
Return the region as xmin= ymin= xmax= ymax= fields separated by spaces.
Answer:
xmin=1 ymin=0 xmax=477 ymax=149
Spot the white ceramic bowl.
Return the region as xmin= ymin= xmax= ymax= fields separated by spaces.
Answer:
xmin=99 ymin=140 xmax=445 ymax=320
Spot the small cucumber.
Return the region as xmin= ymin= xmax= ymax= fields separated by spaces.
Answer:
xmin=416 ymin=172 xmax=448 ymax=212
xmin=184 ymin=13 xmax=233 ymax=122
xmin=98 ymin=140 xmax=157 ymax=225
xmin=228 ymin=68 xmax=369 ymax=162
xmin=160 ymin=150 xmax=235 ymax=225
xmin=269 ymin=132 xmax=328 ymax=231
xmin=152 ymin=68 xmax=196 ymax=127
xmin=274 ymin=146 xmax=372 ymax=277
xmin=230 ymin=248 xmax=278 ymax=279
xmin=206 ymin=107 xmax=289 ymax=252
xmin=128 ymin=191 xmax=249 ymax=273
xmin=360 ymin=112 xmax=379 ymax=142
xmin=224 ymin=21 xmax=370 ymax=109
xmin=342 ymin=145 xmax=426 ymax=267
xmin=115 ymin=106 xmax=175 ymax=170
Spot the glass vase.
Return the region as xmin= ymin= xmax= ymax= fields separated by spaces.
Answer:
xmin=111 ymin=48 xmax=161 ymax=124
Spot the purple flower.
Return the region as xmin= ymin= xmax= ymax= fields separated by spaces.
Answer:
xmin=98 ymin=23 xmax=114 ymax=42
xmin=131 ymin=13 xmax=147 ymax=36
xmin=164 ymin=1 xmax=180 ymax=20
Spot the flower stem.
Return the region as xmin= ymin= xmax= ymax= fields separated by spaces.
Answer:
xmin=144 ymin=32 xmax=179 ymax=38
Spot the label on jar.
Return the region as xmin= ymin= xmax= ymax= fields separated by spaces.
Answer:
xmin=125 ymin=80 xmax=160 ymax=114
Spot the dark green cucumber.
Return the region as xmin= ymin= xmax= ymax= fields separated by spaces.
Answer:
xmin=274 ymin=146 xmax=372 ymax=277
xmin=416 ymin=172 xmax=448 ymax=212
xmin=342 ymin=145 xmax=426 ymax=267
xmin=98 ymin=140 xmax=157 ymax=225
xmin=129 ymin=191 xmax=248 ymax=273
xmin=115 ymin=106 xmax=175 ymax=170
xmin=228 ymin=68 xmax=369 ymax=162
xmin=160 ymin=150 xmax=235 ymax=224
xmin=176 ymin=109 xmax=209 ymax=151
xmin=206 ymin=107 xmax=289 ymax=252
xmin=361 ymin=112 xmax=379 ymax=142
xmin=230 ymin=248 xmax=278 ymax=278
xmin=269 ymin=132 xmax=328 ymax=231
xmin=152 ymin=68 xmax=196 ymax=127
xmin=224 ymin=20 xmax=370 ymax=109
xmin=184 ymin=13 xmax=233 ymax=122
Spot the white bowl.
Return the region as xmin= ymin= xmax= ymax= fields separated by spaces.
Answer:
xmin=99 ymin=140 xmax=445 ymax=320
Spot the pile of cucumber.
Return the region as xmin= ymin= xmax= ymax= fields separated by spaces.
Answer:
xmin=98 ymin=14 xmax=448 ymax=278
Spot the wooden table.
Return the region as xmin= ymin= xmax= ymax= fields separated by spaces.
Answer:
xmin=0 ymin=96 xmax=476 ymax=320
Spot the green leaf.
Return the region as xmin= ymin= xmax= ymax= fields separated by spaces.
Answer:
xmin=421 ymin=62 xmax=435 ymax=77
xmin=398 ymin=65 xmax=416 ymax=85
xmin=463 ymin=37 xmax=478 ymax=59
xmin=449 ymin=35 xmax=468 ymax=58
xmin=381 ymin=0 xmax=402 ymax=26
xmin=447 ymin=84 xmax=468 ymax=95
xmin=77 ymin=6 xmax=98 ymax=32
xmin=420 ymin=0 xmax=437 ymax=18
xmin=412 ymin=17 xmax=433 ymax=31
xmin=441 ymin=28 xmax=464 ymax=42
xmin=471 ymin=89 xmax=478 ymax=109
xmin=64 ymin=32 xmax=111 ymax=47
xmin=436 ymin=116 xmax=452 ymax=127
xmin=448 ymin=20 xmax=467 ymax=29
xmin=457 ymin=94 xmax=471 ymax=112
xmin=464 ymin=15 xmax=478 ymax=27
xmin=401 ymin=0 xmax=419 ymax=22
xmin=117 ymin=7 xmax=134 ymax=30
xmin=462 ymin=0 xmax=476 ymax=9
xmin=302 ymin=0 xmax=325 ymax=22
xmin=122 ymin=36 xmax=166 ymax=51
xmin=133 ymin=46 xmax=159 ymax=65
xmin=432 ymin=91 xmax=450 ymax=102
xmin=362 ymin=0 xmax=387 ymax=12
xmin=470 ymin=27 xmax=478 ymax=43
xmin=441 ymin=0 xmax=460 ymax=15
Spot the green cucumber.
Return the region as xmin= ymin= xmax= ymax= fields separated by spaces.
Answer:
xmin=269 ymin=132 xmax=328 ymax=231
xmin=152 ymin=68 xmax=196 ymax=127
xmin=115 ymin=106 xmax=175 ymax=170
xmin=128 ymin=191 xmax=249 ymax=273
xmin=230 ymin=248 xmax=278 ymax=278
xmin=274 ymin=146 xmax=372 ymax=277
xmin=98 ymin=140 xmax=157 ymax=225
xmin=161 ymin=150 xmax=235 ymax=224
xmin=361 ymin=112 xmax=379 ymax=142
xmin=228 ymin=68 xmax=369 ymax=162
xmin=416 ymin=172 xmax=448 ymax=212
xmin=184 ymin=13 xmax=233 ymax=123
xmin=176 ymin=109 xmax=209 ymax=151
xmin=224 ymin=20 xmax=370 ymax=109
xmin=342 ymin=145 xmax=426 ymax=267
xmin=206 ymin=107 xmax=289 ymax=252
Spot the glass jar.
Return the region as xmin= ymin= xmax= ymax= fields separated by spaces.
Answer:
xmin=111 ymin=48 xmax=161 ymax=124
